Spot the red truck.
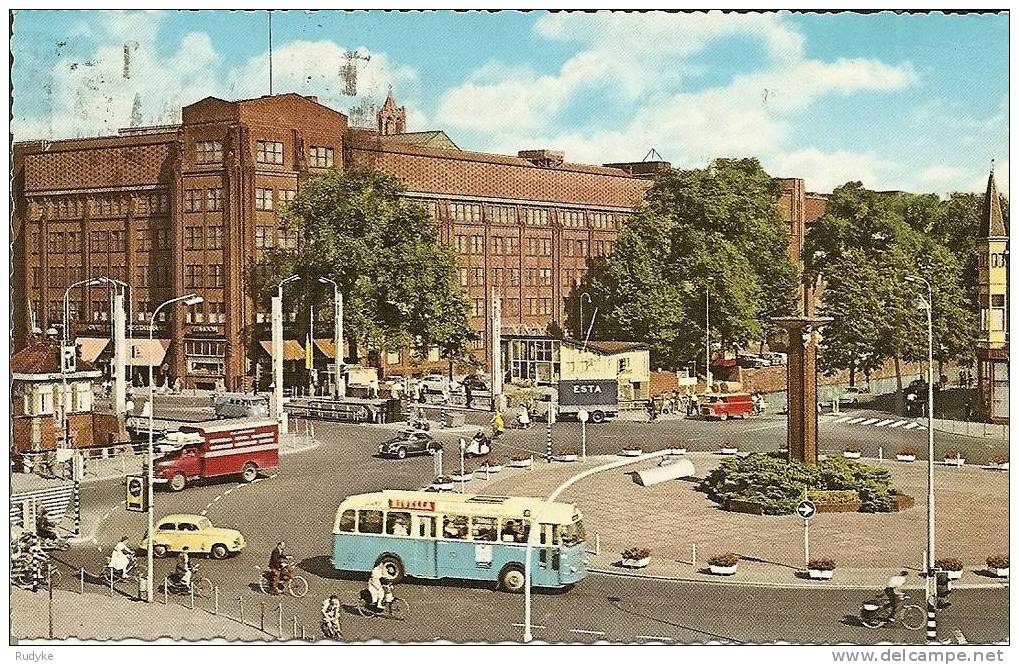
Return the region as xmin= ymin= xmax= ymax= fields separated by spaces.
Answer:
xmin=153 ymin=419 xmax=279 ymax=492
xmin=700 ymin=393 xmax=754 ymax=420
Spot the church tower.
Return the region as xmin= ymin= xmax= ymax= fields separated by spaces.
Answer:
xmin=975 ymin=163 xmax=1009 ymax=423
xmin=376 ymin=89 xmax=406 ymax=136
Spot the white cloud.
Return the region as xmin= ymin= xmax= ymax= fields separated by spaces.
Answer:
xmin=766 ymin=148 xmax=895 ymax=193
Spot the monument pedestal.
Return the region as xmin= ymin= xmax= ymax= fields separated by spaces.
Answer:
xmin=772 ymin=316 xmax=833 ymax=466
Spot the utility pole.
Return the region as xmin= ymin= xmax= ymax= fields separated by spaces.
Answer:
xmin=273 ymin=275 xmax=299 ymax=434
xmin=112 ymin=291 xmax=127 ymax=414
xmin=490 ymin=289 xmax=502 ymax=410
xmin=319 ymin=277 xmax=345 ymax=399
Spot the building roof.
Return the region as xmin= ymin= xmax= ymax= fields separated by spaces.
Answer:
xmin=11 ymin=339 xmax=97 ymax=376
xmin=382 ymin=130 xmax=460 ymax=151
xmin=562 ymin=339 xmax=648 ymax=355
xmin=981 ymin=166 xmax=1008 ymax=238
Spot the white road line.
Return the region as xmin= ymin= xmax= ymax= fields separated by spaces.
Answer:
xmin=846 ymin=417 xmax=865 ymax=424
xmin=570 ymin=629 xmax=606 ymax=636
xmin=888 ymin=420 xmax=907 ymax=429
xmin=223 ymin=488 xmax=232 ymax=496
xmin=832 ymin=416 xmax=852 ymax=423
xmin=903 ymin=422 xmax=920 ymax=430
xmin=511 ymin=623 xmax=546 ymax=630
xmin=953 ymin=629 xmax=967 ymax=644
xmin=861 ymin=418 xmax=880 ymax=425
xmin=635 ymin=635 xmax=675 ymax=642
xmin=213 ymin=495 xmax=222 ymax=502
xmin=200 ymin=510 xmax=208 ymax=516
xmin=874 ymin=419 xmax=895 ymax=427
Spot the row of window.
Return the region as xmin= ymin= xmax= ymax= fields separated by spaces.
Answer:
xmin=35 ymin=227 xmax=172 ymax=255
xmin=184 ymin=225 xmax=225 ymax=250
xmin=198 ymin=139 xmax=335 ymax=168
xmin=185 ymin=303 xmax=227 ymax=324
xmin=184 ymin=188 xmax=223 ymax=213
xmin=33 ymin=193 xmax=170 ymax=221
xmin=337 ymin=509 xmax=535 ymax=544
xmin=184 ymin=265 xmax=225 ymax=288
xmin=256 ymin=188 xmax=297 ymax=211
xmin=185 ymin=340 xmax=226 ymax=357
xmin=255 ymin=225 xmax=301 ymax=249
xmin=416 ymin=199 xmax=628 ymax=229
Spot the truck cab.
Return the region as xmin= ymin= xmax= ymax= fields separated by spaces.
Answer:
xmin=153 ymin=419 xmax=279 ymax=491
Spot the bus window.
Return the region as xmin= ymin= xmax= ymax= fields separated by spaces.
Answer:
xmin=358 ymin=510 xmax=383 ymax=534
xmin=338 ymin=510 xmax=356 ymax=533
xmin=539 ymin=524 xmax=558 ymax=546
xmin=500 ymin=519 xmax=529 ymax=543
xmin=560 ymin=521 xmax=585 ymax=546
xmin=415 ymin=515 xmax=436 ymax=538
xmin=386 ymin=512 xmax=411 ymax=537
xmin=442 ymin=515 xmax=469 ymax=540
xmin=472 ymin=516 xmax=497 ymax=542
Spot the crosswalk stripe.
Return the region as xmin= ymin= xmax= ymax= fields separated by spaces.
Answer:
xmin=846 ymin=417 xmax=865 ymax=424
xmin=903 ymin=422 xmax=920 ymax=430
xmin=874 ymin=419 xmax=895 ymax=427
xmin=888 ymin=420 xmax=907 ymax=428
xmin=832 ymin=416 xmax=852 ymax=423
xmin=861 ymin=418 xmax=880 ymax=425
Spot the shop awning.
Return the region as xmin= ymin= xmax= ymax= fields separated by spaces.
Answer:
xmin=258 ymin=340 xmax=306 ymax=362
xmin=126 ymin=339 xmax=170 ymax=367
xmin=75 ymin=337 xmax=110 ymax=363
xmin=314 ymin=339 xmax=336 ymax=357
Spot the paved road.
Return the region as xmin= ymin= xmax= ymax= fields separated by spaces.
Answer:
xmin=39 ymin=416 xmax=1007 ymax=644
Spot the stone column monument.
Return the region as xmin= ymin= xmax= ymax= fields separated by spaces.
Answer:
xmin=772 ymin=316 xmax=832 ymax=466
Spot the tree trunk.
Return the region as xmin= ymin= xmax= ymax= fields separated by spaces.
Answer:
xmin=848 ymin=354 xmax=857 ymax=388
xmin=448 ymin=359 xmax=454 ymax=382
xmin=893 ymin=354 xmax=904 ymax=416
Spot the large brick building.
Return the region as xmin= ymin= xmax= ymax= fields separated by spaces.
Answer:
xmin=12 ymin=92 xmax=825 ymax=390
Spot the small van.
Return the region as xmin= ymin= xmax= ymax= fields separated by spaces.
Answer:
xmin=214 ymin=394 xmax=269 ymax=420
xmin=700 ymin=393 xmax=754 ymax=420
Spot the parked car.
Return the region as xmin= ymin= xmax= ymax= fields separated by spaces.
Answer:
xmin=141 ymin=514 xmax=246 ymax=559
xmin=700 ymin=393 xmax=754 ymax=420
xmin=378 ymin=430 xmax=443 ymax=459
xmin=420 ymin=374 xmax=454 ymax=394
xmin=761 ymin=352 xmax=787 ymax=365
xmin=214 ymin=393 xmax=269 ymax=419
xmin=838 ymin=386 xmax=870 ymax=407
xmin=737 ymin=354 xmax=770 ymax=369
xmin=383 ymin=375 xmax=408 ymax=393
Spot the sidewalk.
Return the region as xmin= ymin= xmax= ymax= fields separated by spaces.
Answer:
xmin=458 ymin=451 xmax=1010 ymax=591
xmin=12 ymin=586 xmax=273 ymax=641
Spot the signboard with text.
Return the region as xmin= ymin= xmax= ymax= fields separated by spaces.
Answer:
xmin=125 ymin=475 xmax=148 ymax=512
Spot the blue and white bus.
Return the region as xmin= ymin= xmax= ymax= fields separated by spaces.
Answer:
xmin=331 ymin=490 xmax=588 ymax=592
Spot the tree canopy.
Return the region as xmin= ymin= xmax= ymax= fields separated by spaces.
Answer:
xmin=579 ymin=158 xmax=799 ymax=369
xmin=250 ymin=167 xmax=476 ymax=364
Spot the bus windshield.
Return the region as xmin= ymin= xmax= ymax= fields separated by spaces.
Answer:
xmin=560 ymin=520 xmax=585 ymax=547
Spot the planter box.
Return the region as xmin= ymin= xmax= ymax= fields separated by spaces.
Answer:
xmin=719 ymin=447 xmax=739 ymax=455
xmin=842 ymin=451 xmax=862 ymax=459
xmin=896 ymin=454 xmax=916 ymax=462
xmin=708 ymin=564 xmax=738 ymax=576
xmin=431 ymin=481 xmax=454 ymax=492
xmin=808 ymin=568 xmax=835 ymax=580
xmin=991 ymin=567 xmax=1009 ymax=578
xmin=946 ymin=569 xmax=963 ymax=581
xmin=555 ymin=454 xmax=579 ymax=463
xmin=451 ymin=473 xmax=473 ymax=482
xmin=620 ymin=449 xmax=644 ymax=457
xmin=478 ymin=464 xmax=502 ymax=474
xmin=621 ymin=557 xmax=650 ymax=569
xmin=508 ymin=458 xmax=533 ymax=468
xmin=668 ymin=448 xmax=687 ymax=455
xmin=943 ymin=457 xmax=966 ymax=467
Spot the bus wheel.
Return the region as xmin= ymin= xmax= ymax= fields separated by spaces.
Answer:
xmin=170 ymin=473 xmax=187 ymax=492
xmin=374 ymin=554 xmax=405 ymax=583
xmin=591 ymin=410 xmax=605 ymax=424
xmin=241 ymin=463 xmax=259 ymax=483
xmin=499 ymin=565 xmax=526 ymax=593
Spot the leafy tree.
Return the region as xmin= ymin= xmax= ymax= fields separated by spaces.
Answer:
xmin=250 ymin=167 xmax=476 ymax=368
xmin=580 ymin=158 xmax=799 ymax=369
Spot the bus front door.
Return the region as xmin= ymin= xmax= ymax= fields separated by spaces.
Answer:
xmin=414 ymin=515 xmax=438 ymax=578
xmin=538 ymin=524 xmax=560 ymax=580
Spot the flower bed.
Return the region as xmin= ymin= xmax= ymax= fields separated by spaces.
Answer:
xmin=943 ymin=450 xmax=965 ymax=467
xmin=807 ymin=558 xmax=836 ymax=580
xmin=896 ymin=447 xmax=917 ymax=462
xmin=508 ymin=456 xmax=533 ymax=468
xmin=708 ymin=552 xmax=739 ymax=576
xmin=621 ymin=547 xmax=651 ymax=569
xmin=620 ymin=447 xmax=644 ymax=457
xmin=842 ymin=446 xmax=862 ymax=459
xmin=935 ymin=557 xmax=964 ymax=580
xmin=987 ymin=555 xmax=1009 ymax=578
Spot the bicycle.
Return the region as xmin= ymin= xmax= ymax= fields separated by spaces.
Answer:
xmin=164 ymin=563 xmax=214 ymax=599
xmin=258 ymin=562 xmax=309 ymax=598
xmin=355 ymin=582 xmax=408 ymax=620
xmin=859 ymin=592 xmax=926 ymax=630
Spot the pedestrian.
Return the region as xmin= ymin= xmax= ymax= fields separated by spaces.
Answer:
xmin=464 ymin=381 xmax=473 ymax=410
xmin=964 ymin=399 xmax=973 ymax=421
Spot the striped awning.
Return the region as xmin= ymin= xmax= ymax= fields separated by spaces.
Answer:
xmin=126 ymin=339 xmax=170 ymax=367
xmin=314 ymin=339 xmax=336 ymax=357
xmin=258 ymin=340 xmax=306 ymax=362
xmin=75 ymin=337 xmax=110 ymax=363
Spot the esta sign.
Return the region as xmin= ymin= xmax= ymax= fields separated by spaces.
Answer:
xmin=572 ymin=384 xmax=604 ymax=394
xmin=388 ymin=499 xmax=436 ymax=512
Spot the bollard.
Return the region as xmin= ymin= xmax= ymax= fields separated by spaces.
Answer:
xmin=301 ymin=626 xmax=306 ymax=641
xmin=692 ymin=543 xmax=697 ymax=568
xmin=879 ymin=446 xmax=883 ymax=461
xmin=278 ymin=603 xmax=284 ymax=640
xmin=259 ymin=602 xmax=265 ymax=631
xmin=214 ymin=587 xmax=219 ymax=615
xmin=163 ymin=578 xmax=168 ymax=604
xmin=238 ymin=597 xmax=244 ymax=626
xmin=109 ymin=571 xmax=114 ymax=597
xmin=293 ymin=615 xmax=298 ymax=639
xmin=79 ymin=568 xmax=84 ymax=595
xmin=190 ymin=583 xmax=195 ymax=610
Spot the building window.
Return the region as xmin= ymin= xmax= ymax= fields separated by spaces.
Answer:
xmin=136 ymin=229 xmax=151 ymax=251
xmin=207 ymin=225 xmax=224 ymax=250
xmin=184 ymin=189 xmax=203 ymax=212
xmin=209 ymin=264 xmax=224 ymax=287
xmin=455 ymin=235 xmax=468 ymax=253
xmin=207 ymin=188 xmax=223 ymax=212
xmin=489 ymin=205 xmax=516 ymax=225
xmin=89 ymin=231 xmax=105 ymax=252
xmin=278 ymin=190 xmax=296 ymax=210
xmin=540 ymin=269 xmax=552 ymax=286
xmin=111 ymin=230 xmax=125 ymax=252
xmin=451 ymin=203 xmax=482 ymax=222
xmin=48 ymin=232 xmax=63 ymax=254
xmin=524 ymin=208 xmax=550 ymax=226
xmin=458 ymin=267 xmax=469 ymax=287
xmin=147 ymin=193 xmax=169 ymax=214
xmin=66 ymin=232 xmax=81 ymax=253
xmin=207 ymin=302 xmax=226 ymax=324
xmin=256 ymin=226 xmax=273 ymax=249
xmin=309 ymin=146 xmax=334 ymax=168
xmin=278 ymin=225 xmax=300 ymax=250
xmin=256 ymin=188 xmax=274 ymax=211
xmin=185 ymin=265 xmax=205 ymax=288
xmin=196 ymin=140 xmax=223 ymax=164
xmin=471 ymin=267 xmax=484 ymax=286
xmin=472 ymin=299 xmax=485 ymax=317
xmin=470 ymin=235 xmax=484 ymax=254
xmin=48 ymin=266 xmax=65 ymax=286
xmin=256 ymin=140 xmax=284 ymax=164
xmin=184 ymin=226 xmax=204 ymax=250
xmin=618 ymin=358 xmax=630 ymax=373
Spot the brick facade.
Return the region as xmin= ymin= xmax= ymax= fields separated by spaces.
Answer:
xmin=12 ymin=92 xmax=824 ymax=388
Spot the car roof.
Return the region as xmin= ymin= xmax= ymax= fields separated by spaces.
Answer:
xmin=158 ymin=514 xmax=210 ymax=523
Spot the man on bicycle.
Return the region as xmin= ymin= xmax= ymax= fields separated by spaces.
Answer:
xmin=171 ymin=549 xmax=193 ymax=589
xmin=321 ymin=594 xmax=342 ymax=638
xmin=885 ymin=570 xmax=908 ymax=621
xmin=268 ymin=541 xmax=287 ymax=594
xmin=367 ymin=561 xmax=397 ymax=612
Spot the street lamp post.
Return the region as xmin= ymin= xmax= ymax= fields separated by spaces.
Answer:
xmin=61 ymin=278 xmax=105 ymax=447
xmin=146 ymin=293 xmax=203 ymax=602
xmin=273 ymin=276 xmax=301 ymax=430
xmin=705 ymin=277 xmax=714 ymax=394
xmin=905 ymin=274 xmax=935 ymax=626
xmin=578 ymin=292 xmax=592 ymax=340
xmin=103 ymin=277 xmax=134 ymax=405
xmin=318 ymin=277 xmax=344 ymax=399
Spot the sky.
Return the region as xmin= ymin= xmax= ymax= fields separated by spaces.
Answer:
xmin=10 ymin=9 xmax=1009 ymax=195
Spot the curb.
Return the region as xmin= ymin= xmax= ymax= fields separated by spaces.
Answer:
xmin=589 ymin=567 xmax=1011 ymax=591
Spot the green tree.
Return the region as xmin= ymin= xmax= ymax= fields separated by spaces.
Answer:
xmin=250 ymin=167 xmax=476 ymax=368
xmin=582 ymin=158 xmax=799 ymax=369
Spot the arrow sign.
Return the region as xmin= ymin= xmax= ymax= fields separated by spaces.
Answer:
xmin=797 ymin=500 xmax=817 ymax=520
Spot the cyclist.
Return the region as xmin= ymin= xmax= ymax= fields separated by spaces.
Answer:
xmin=109 ymin=535 xmax=134 ymax=579
xmin=268 ymin=541 xmax=287 ymax=594
xmin=884 ymin=570 xmax=908 ymax=621
xmin=170 ymin=549 xmax=193 ymax=590
xmin=321 ymin=594 xmax=342 ymax=638
xmin=366 ymin=561 xmax=398 ymax=612
xmin=36 ymin=508 xmax=58 ymax=542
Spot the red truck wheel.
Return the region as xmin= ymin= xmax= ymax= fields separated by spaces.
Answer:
xmin=241 ymin=463 xmax=258 ymax=483
xmin=170 ymin=473 xmax=187 ymax=492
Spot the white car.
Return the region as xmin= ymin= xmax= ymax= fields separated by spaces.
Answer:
xmin=838 ymin=386 xmax=869 ymax=407
xmin=420 ymin=374 xmax=455 ymax=394
xmin=761 ymin=352 xmax=788 ymax=365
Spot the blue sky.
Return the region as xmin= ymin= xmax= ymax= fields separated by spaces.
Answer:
xmin=11 ymin=10 xmax=1008 ymax=194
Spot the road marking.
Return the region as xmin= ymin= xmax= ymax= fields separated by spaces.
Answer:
xmin=223 ymin=488 xmax=232 ymax=496
xmin=861 ymin=418 xmax=880 ymax=425
xmin=511 ymin=623 xmax=546 ymax=630
xmin=200 ymin=510 xmax=208 ymax=516
xmin=570 ymin=629 xmax=606 ymax=636
xmin=740 ymin=423 xmax=784 ymax=433
xmin=636 ymin=635 xmax=675 ymax=642
xmin=832 ymin=416 xmax=852 ymax=423
xmin=875 ymin=419 xmax=895 ymax=427
xmin=888 ymin=420 xmax=907 ymax=429
xmin=213 ymin=495 xmax=222 ymax=502
xmin=846 ymin=417 xmax=865 ymax=424
xmin=903 ymin=422 xmax=921 ymax=430
xmin=953 ymin=629 xmax=967 ymax=644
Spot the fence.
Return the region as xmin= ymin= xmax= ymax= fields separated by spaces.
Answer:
xmin=39 ymin=558 xmax=319 ymax=642
xmin=925 ymin=417 xmax=1009 ymax=441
